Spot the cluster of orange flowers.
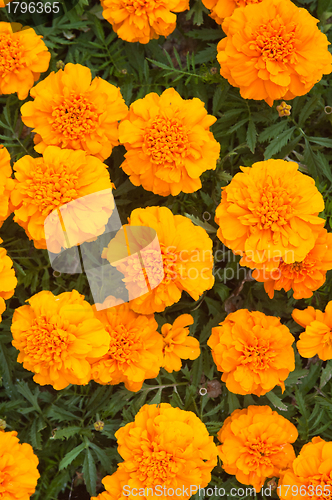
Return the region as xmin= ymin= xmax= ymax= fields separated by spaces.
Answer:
xmin=1 ymin=0 xmax=332 ymax=497
xmin=215 ymin=158 xmax=332 ymax=300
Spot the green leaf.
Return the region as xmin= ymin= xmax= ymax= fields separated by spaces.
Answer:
xmin=184 ymin=213 xmax=216 ymax=233
xmin=227 ymin=392 xmax=240 ymax=413
xmin=213 ymin=283 xmax=230 ymax=302
xmin=186 ymin=28 xmax=223 ymax=40
xmin=149 ymin=388 xmax=162 ymax=405
xmin=16 ymin=381 xmax=41 ymax=413
xmin=320 ymin=360 xmax=332 ymax=389
xmin=304 ymin=139 xmax=320 ymax=179
xmin=308 ymin=136 xmax=332 ymax=148
xmin=298 ymin=95 xmax=321 ymax=127
xmin=83 ymin=448 xmax=97 ymax=497
xmin=246 ymin=119 xmax=257 ymax=153
xmin=59 ymin=442 xmax=86 ymax=470
xmin=263 ymin=126 xmax=296 ymax=159
xmin=258 ymin=120 xmax=288 ymax=143
xmin=54 ymin=426 xmax=82 ymax=440
xmin=265 ymin=391 xmax=287 ymax=411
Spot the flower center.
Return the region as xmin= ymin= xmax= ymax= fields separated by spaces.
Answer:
xmin=254 ymin=20 xmax=297 ymax=62
xmin=122 ymin=0 xmax=156 ymax=13
xmin=143 ymin=116 xmax=190 ymax=165
xmin=241 ymin=338 xmax=274 ymax=371
xmin=236 ymin=0 xmax=262 ymax=5
xmin=135 ymin=445 xmax=178 ymax=487
xmin=107 ymin=324 xmax=143 ymax=362
xmin=245 ymin=437 xmax=280 ymax=469
xmin=0 ymin=34 xmax=24 ymax=76
xmin=116 ymin=244 xmax=178 ymax=291
xmin=20 ymin=161 xmax=80 ymax=216
xmin=24 ymin=316 xmax=74 ymax=365
xmin=281 ymin=256 xmax=316 ymax=277
xmin=249 ymin=177 xmax=294 ymax=232
xmin=51 ymin=94 xmax=99 ymax=140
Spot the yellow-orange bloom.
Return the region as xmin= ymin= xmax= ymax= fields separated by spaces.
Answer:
xmin=0 ymin=238 xmax=17 ymax=321
xmin=215 ymin=159 xmax=325 ymax=268
xmin=102 ymin=206 xmax=214 ymax=314
xmin=101 ymin=0 xmax=189 ymax=44
xmin=218 ymin=406 xmax=298 ymax=492
xmin=252 ymin=227 xmax=332 ymax=299
xmin=217 ymin=0 xmax=332 ymax=106
xmin=278 ymin=436 xmax=332 ymax=500
xmin=0 ymin=145 xmax=15 ymax=229
xmin=292 ymin=302 xmax=332 ymax=360
xmin=208 ymin=309 xmax=295 ymax=396
xmin=114 ymin=403 xmax=218 ymax=499
xmin=10 ymin=146 xmax=115 ymax=250
xmin=20 ymin=63 xmax=128 ymax=160
xmin=90 ymin=302 xmax=163 ymax=392
xmin=202 ymin=0 xmax=263 ymax=25
xmin=118 ymin=88 xmax=220 ymax=196
xmin=0 ymin=429 xmax=40 ymax=499
xmin=161 ymin=313 xmax=200 ymax=372
xmin=11 ymin=290 xmax=110 ymax=390
xmin=0 ymin=22 xmax=50 ymax=100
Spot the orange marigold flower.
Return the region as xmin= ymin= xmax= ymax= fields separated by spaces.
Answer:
xmin=0 ymin=429 xmax=40 ymax=499
xmin=251 ymin=227 xmax=332 ymax=299
xmin=278 ymin=436 xmax=332 ymax=500
xmin=218 ymin=405 xmax=298 ymax=492
xmin=101 ymin=0 xmax=189 ymax=44
xmin=102 ymin=206 xmax=214 ymax=314
xmin=292 ymin=302 xmax=332 ymax=360
xmin=114 ymin=403 xmax=218 ymax=498
xmin=10 ymin=146 xmax=115 ymax=250
xmin=217 ymin=0 xmax=332 ymax=106
xmin=90 ymin=302 xmax=163 ymax=392
xmin=0 ymin=22 xmax=50 ymax=100
xmin=202 ymin=0 xmax=263 ymax=25
xmin=0 ymin=238 xmax=17 ymax=321
xmin=208 ymin=309 xmax=295 ymax=396
xmin=118 ymin=88 xmax=220 ymax=196
xmin=11 ymin=290 xmax=110 ymax=390
xmin=0 ymin=145 xmax=15 ymax=229
xmin=161 ymin=313 xmax=200 ymax=372
xmin=20 ymin=63 xmax=128 ymax=160
xmin=91 ymin=469 xmax=130 ymax=500
xmin=215 ymin=159 xmax=325 ymax=267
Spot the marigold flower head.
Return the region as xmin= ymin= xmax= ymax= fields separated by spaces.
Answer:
xmin=20 ymin=63 xmax=128 ymax=160
xmin=114 ymin=403 xmax=218 ymax=498
xmin=0 ymin=22 xmax=50 ymax=100
xmin=0 ymin=145 xmax=15 ymax=230
xmin=0 ymin=238 xmax=17 ymax=321
xmin=218 ymin=405 xmax=298 ymax=492
xmin=118 ymin=88 xmax=220 ymax=196
xmin=208 ymin=309 xmax=295 ymax=396
xmin=251 ymin=227 xmax=332 ymax=299
xmin=278 ymin=436 xmax=332 ymax=500
xmin=217 ymin=0 xmax=332 ymax=106
xmin=292 ymin=301 xmax=332 ymax=360
xmin=10 ymin=146 xmax=115 ymax=250
xmin=11 ymin=290 xmax=110 ymax=390
xmin=101 ymin=0 xmax=189 ymax=44
xmin=277 ymin=101 xmax=292 ymax=117
xmin=90 ymin=302 xmax=163 ymax=392
xmin=161 ymin=313 xmax=200 ymax=372
xmin=0 ymin=429 xmax=40 ymax=499
xmin=102 ymin=206 xmax=214 ymax=314
xmin=202 ymin=0 xmax=263 ymax=25
xmin=215 ymin=159 xmax=325 ymax=267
